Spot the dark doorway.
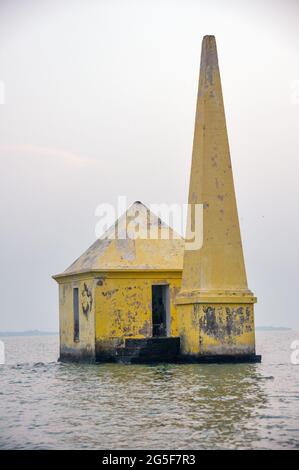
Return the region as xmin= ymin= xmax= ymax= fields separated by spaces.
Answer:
xmin=152 ymin=285 xmax=170 ymax=337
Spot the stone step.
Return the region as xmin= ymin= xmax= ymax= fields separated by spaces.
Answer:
xmin=125 ymin=337 xmax=180 ymax=349
xmin=116 ymin=337 xmax=180 ymax=363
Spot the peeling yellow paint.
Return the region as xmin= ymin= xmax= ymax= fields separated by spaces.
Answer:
xmin=56 ymin=272 xmax=182 ymax=361
xmin=95 ymin=273 xmax=181 ymax=355
xmin=176 ymin=35 xmax=257 ymax=357
xmin=53 ymin=203 xmax=184 ymax=361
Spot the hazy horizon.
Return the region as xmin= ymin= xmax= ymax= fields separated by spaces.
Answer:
xmin=0 ymin=326 xmax=294 ymax=335
xmin=1 ymin=0 xmax=299 ymax=331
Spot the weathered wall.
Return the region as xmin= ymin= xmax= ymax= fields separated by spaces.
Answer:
xmin=59 ymin=278 xmax=96 ymax=361
xmin=176 ymin=36 xmax=258 ymax=359
xmin=178 ymin=303 xmax=256 ymax=356
xmin=94 ymin=272 xmax=181 ymax=360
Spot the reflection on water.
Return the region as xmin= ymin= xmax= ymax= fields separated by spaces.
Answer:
xmin=0 ymin=332 xmax=298 ymax=449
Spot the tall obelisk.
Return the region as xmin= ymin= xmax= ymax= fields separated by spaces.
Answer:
xmin=177 ymin=36 xmax=258 ymax=359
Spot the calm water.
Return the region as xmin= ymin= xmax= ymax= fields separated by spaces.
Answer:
xmin=0 ymin=331 xmax=298 ymax=450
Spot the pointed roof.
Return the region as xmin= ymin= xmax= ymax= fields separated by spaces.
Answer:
xmin=54 ymin=202 xmax=184 ymax=278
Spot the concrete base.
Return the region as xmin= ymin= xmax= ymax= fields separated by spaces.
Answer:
xmin=59 ymin=337 xmax=261 ymax=364
xmin=113 ymin=353 xmax=262 ymax=364
xmin=59 ymin=347 xmax=95 ymax=363
xmin=176 ymin=354 xmax=261 ymax=364
xmin=59 ymin=353 xmax=261 ymax=364
xmin=95 ymin=337 xmax=262 ymax=364
xmin=58 ymin=354 xmax=96 ymax=363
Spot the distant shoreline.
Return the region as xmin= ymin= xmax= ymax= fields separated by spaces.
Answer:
xmin=255 ymin=326 xmax=292 ymax=331
xmin=0 ymin=327 xmax=292 ymax=337
xmin=0 ymin=330 xmax=58 ymax=337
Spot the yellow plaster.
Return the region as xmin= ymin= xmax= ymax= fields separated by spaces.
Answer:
xmin=95 ymin=273 xmax=181 ymax=344
xmin=177 ymin=36 xmax=257 ymax=356
xmin=58 ymin=278 xmax=96 ymax=360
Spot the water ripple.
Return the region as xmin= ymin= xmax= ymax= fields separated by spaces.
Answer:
xmin=0 ymin=332 xmax=299 ymax=449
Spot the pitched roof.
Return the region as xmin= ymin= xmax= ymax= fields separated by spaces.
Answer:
xmin=55 ymin=202 xmax=184 ymax=277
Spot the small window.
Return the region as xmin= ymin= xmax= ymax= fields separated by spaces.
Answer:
xmin=73 ymin=288 xmax=79 ymax=341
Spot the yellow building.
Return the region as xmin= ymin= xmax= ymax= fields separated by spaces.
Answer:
xmin=53 ymin=35 xmax=260 ymax=363
xmin=53 ymin=202 xmax=184 ymax=362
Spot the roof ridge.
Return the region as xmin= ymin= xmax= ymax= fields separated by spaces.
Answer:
xmin=57 ymin=201 xmax=184 ymax=276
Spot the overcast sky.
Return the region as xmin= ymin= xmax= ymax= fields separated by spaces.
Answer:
xmin=0 ymin=0 xmax=299 ymax=331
